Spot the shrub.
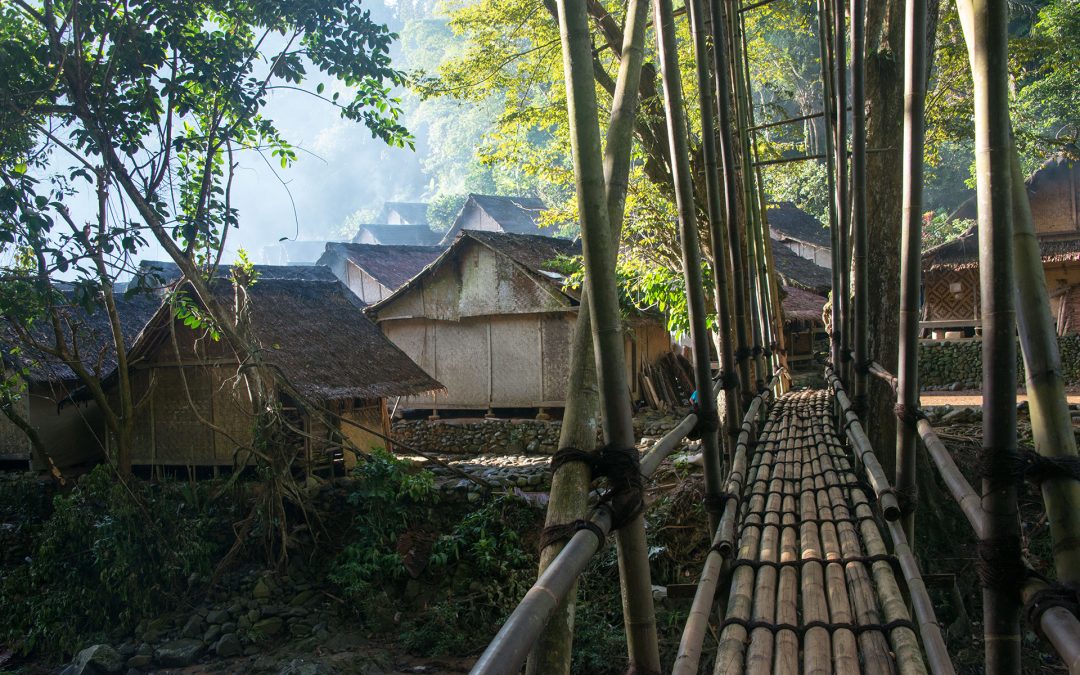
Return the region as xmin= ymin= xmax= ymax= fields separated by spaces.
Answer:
xmin=0 ymin=466 xmax=221 ymax=658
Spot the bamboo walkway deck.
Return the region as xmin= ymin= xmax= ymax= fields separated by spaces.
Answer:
xmin=715 ymin=389 xmax=927 ymax=675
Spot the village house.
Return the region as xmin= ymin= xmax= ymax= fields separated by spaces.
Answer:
xmin=923 ymin=155 xmax=1080 ymax=337
xmin=368 ymin=230 xmax=671 ymax=414
xmin=109 ymin=273 xmax=441 ymax=470
xmin=767 ymin=202 xmax=832 ymax=268
xmin=0 ymin=291 xmax=160 ymax=471
xmin=352 ymin=223 xmax=442 ymax=246
xmin=260 ymin=240 xmax=335 ymax=266
xmin=439 ymin=194 xmax=563 ymax=245
xmin=376 ymin=202 xmax=429 ymax=225
xmin=317 ymin=243 xmax=442 ymax=305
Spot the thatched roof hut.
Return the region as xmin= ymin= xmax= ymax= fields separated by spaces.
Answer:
xmin=439 ymin=194 xmax=564 ymax=245
xmin=771 ymin=239 xmax=832 ymax=293
xmin=377 ymin=202 xmax=429 ymax=225
xmin=780 ymin=285 xmax=827 ymax=323
xmin=352 ymin=224 xmax=442 ymax=246
xmin=317 ymin=243 xmax=442 ymax=304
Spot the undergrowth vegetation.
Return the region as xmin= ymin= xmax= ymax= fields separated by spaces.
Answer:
xmin=0 ymin=466 xmax=229 ymax=658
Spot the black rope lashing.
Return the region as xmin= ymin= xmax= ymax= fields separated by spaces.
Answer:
xmin=728 ymin=552 xmax=900 ymax=575
xmin=718 ymin=616 xmax=916 ymax=637
xmin=976 ymin=536 xmax=1027 ymax=592
xmin=703 ymin=491 xmax=735 ymax=516
xmin=752 ymin=345 xmax=763 ymax=358
xmin=978 ymin=447 xmax=1080 ymax=487
xmin=548 ymin=444 xmax=644 ymax=533
xmin=689 ymin=405 xmax=720 ymax=440
xmin=735 ymin=346 xmax=753 ymax=361
xmin=894 ymin=403 xmax=928 ymax=427
xmin=538 ymin=519 xmax=607 ymax=552
xmin=854 ymin=359 xmax=874 ymax=376
xmin=715 ymin=370 xmax=740 ymax=391
xmin=1024 ymin=581 xmax=1080 ymax=642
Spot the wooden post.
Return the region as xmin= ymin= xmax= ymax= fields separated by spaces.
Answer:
xmin=553 ymin=1 xmax=660 ymax=670
xmin=894 ymin=0 xmax=926 ymax=552
xmin=832 ymin=0 xmax=851 ymax=386
xmin=817 ymin=0 xmax=842 ymax=371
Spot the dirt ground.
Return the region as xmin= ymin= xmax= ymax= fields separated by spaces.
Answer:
xmin=921 ymin=390 xmax=1080 ymax=406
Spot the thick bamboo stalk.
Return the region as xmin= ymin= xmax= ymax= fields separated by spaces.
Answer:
xmin=472 ymin=405 xmax=701 ymax=674
xmin=832 ymin=0 xmax=851 ymax=383
xmin=966 ymin=0 xmax=1023 ymax=669
xmin=528 ymin=0 xmax=650 ymax=668
xmin=709 ymin=0 xmax=753 ymax=406
xmin=916 ymin=418 xmax=986 ymax=537
xmin=667 ymin=0 xmax=726 ymax=533
xmin=817 ymin=0 xmax=843 ymax=369
xmin=850 ymin=0 xmax=869 ymax=412
xmin=895 ymin=0 xmax=928 ymax=551
xmin=552 ymin=1 xmax=659 ymax=669
xmin=688 ymin=0 xmax=741 ymax=472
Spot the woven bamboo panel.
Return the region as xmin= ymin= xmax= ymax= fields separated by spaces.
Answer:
xmin=209 ymin=366 xmax=254 ymax=465
xmin=924 ymin=269 xmax=978 ymax=322
xmin=714 ymin=390 xmax=927 ymax=675
xmin=152 ymin=367 xmax=214 ymax=465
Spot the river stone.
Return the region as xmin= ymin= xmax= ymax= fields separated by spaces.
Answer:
xmin=126 ymin=655 xmax=151 ymax=670
xmin=253 ymin=616 xmax=284 ymax=638
xmin=154 ymin=639 xmax=204 ymax=668
xmin=252 ymin=578 xmax=272 ymax=599
xmin=206 ymin=609 xmax=230 ymax=625
xmin=203 ymin=625 xmax=222 ymax=644
xmin=289 ymin=590 xmax=318 ymax=607
xmin=68 ymin=644 xmax=124 ymax=674
xmin=214 ymin=633 xmax=242 ymax=658
xmin=180 ymin=615 xmax=204 ymax=639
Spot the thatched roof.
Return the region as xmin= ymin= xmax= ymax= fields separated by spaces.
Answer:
xmin=923 ymin=226 xmax=1080 ymax=271
xmin=771 ymin=239 xmax=832 ymax=292
xmin=949 ymin=154 xmax=1077 ymax=222
xmin=2 ymin=290 xmax=161 ymax=385
xmin=138 ymin=260 xmax=337 ymax=286
xmin=377 ymin=202 xmax=429 ymax=224
xmin=468 ymin=194 xmax=548 ymax=234
xmin=352 ymin=224 xmax=442 ymax=246
xmin=317 ymin=243 xmax=442 ymax=291
xmin=126 ymin=279 xmax=441 ymax=402
xmin=781 ymin=285 xmax=826 ymax=323
xmin=767 ymin=202 xmax=831 ymax=248
xmin=369 ymin=231 xmax=583 ymax=313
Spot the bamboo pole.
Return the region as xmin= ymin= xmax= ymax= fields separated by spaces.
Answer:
xmin=527 ymin=0 xmax=650 ymax=669
xmin=1022 ymin=578 xmax=1080 ymax=675
xmin=709 ymin=0 xmax=753 ymax=407
xmin=916 ymin=418 xmax=986 ymax=537
xmin=850 ymin=0 xmax=869 ymax=414
xmin=552 ymin=1 xmax=659 ymax=669
xmin=895 ymin=0 xmax=927 ymax=550
xmin=472 ymin=407 xmax=700 ymax=674
xmin=965 ymin=0 xmax=1023 ymax=669
xmin=688 ymin=0 xmax=741 ymax=472
xmin=817 ymin=0 xmax=843 ymax=370
xmin=674 ymin=0 xmax=730 ymax=532
xmin=832 ymin=0 xmax=851 ymax=386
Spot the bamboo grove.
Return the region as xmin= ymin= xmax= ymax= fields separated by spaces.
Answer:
xmin=469 ymin=0 xmax=1080 ymax=674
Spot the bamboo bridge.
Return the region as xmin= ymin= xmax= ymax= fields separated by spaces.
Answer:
xmin=467 ymin=0 xmax=1080 ymax=672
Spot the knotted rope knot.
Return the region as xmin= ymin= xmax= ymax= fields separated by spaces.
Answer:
xmin=752 ymin=345 xmax=764 ymax=358
xmin=689 ymin=407 xmax=720 ymax=440
xmin=735 ymin=346 xmax=753 ymax=361
xmin=703 ymin=491 xmax=735 ymax=516
xmin=880 ymin=485 xmax=919 ymax=516
xmin=548 ymin=444 xmax=644 ymax=532
xmin=714 ymin=370 xmax=740 ymax=391
xmin=893 ymin=403 xmax=928 ymax=427
xmin=537 ymin=518 xmax=606 ymax=552
xmin=854 ymin=359 xmax=874 ymax=376
xmin=976 ymin=535 xmax=1026 ymax=591
xmin=1024 ymin=577 xmax=1080 ymax=642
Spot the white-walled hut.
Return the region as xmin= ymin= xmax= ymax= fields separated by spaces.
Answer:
xmin=0 ymin=291 xmax=160 ymax=471
xmin=107 ymin=272 xmax=441 ymax=469
xmin=367 ymin=231 xmax=671 ymax=413
xmin=317 ymin=243 xmax=442 ymax=305
xmin=767 ymin=202 xmax=832 ymax=269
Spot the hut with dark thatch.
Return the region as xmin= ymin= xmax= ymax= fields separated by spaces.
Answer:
xmin=352 ymin=224 xmax=442 ymax=247
xmin=376 ymin=202 xmax=429 ymax=225
xmin=767 ymin=202 xmax=832 ymax=268
xmin=438 ymin=194 xmax=566 ymax=245
xmin=111 ymin=277 xmax=441 ymax=470
xmin=317 ymin=243 xmax=442 ymax=305
xmin=779 ymin=285 xmax=828 ymax=369
xmin=368 ymin=231 xmax=671 ymax=414
xmin=924 ymin=155 xmax=1080 ymax=337
xmin=0 ymin=291 xmax=160 ymax=470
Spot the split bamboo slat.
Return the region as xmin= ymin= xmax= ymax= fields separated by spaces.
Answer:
xmin=709 ymin=390 xmax=933 ymax=675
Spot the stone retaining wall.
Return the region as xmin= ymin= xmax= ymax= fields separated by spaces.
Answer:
xmin=918 ymin=334 xmax=1080 ymax=390
xmin=391 ymin=413 xmax=685 ymax=456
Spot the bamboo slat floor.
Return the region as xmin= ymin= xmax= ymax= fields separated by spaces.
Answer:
xmin=714 ymin=389 xmax=927 ymax=675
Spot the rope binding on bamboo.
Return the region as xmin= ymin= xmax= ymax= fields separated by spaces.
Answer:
xmin=537 ymin=518 xmax=607 ymax=552
xmin=893 ymin=403 xmax=927 ymax=426
xmin=978 ymin=447 xmax=1080 ymax=487
xmin=1024 ymin=577 xmax=1080 ymax=641
xmin=735 ymin=346 xmax=753 ymax=361
xmin=546 ymin=444 xmax=645 ymax=533
xmin=975 ymin=535 xmax=1027 ymax=592
xmin=718 ymin=616 xmax=917 ymax=637
xmin=714 ymin=370 xmax=740 ymax=391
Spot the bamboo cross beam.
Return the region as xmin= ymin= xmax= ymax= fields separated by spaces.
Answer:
xmin=868 ymin=361 xmax=899 ymax=393
xmin=1022 ymin=578 xmax=1080 ymax=674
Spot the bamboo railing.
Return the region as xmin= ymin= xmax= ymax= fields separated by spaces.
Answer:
xmin=469 ymin=380 xmax=745 ymax=675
